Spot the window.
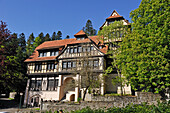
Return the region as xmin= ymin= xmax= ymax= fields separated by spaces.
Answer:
xmin=70 ymin=48 xmax=73 ymax=53
xmin=54 ymin=79 xmax=59 ymax=90
xmin=36 ymin=80 xmax=42 ymax=91
xmin=91 ymin=46 xmax=94 ymax=51
xmin=35 ymin=63 xmax=42 ymax=71
xmin=68 ymin=62 xmax=71 ymax=68
xmin=88 ymin=60 xmax=93 ymax=67
xmin=51 ymin=51 xmax=55 ymax=56
xmin=55 ymin=51 xmax=59 ymax=56
xmin=39 ymin=52 xmax=47 ymax=57
xmin=87 ymin=47 xmax=90 ymax=52
xmin=78 ymin=46 xmax=82 ymax=53
xmin=47 ymin=79 xmax=54 ymax=91
xmin=94 ymin=60 xmax=99 ymax=67
xmin=74 ymin=47 xmax=77 ymax=53
xmin=77 ymin=37 xmax=84 ymax=40
xmin=47 ymin=62 xmax=54 ymax=70
xmin=66 ymin=48 xmax=70 ymax=53
xmin=62 ymin=62 xmax=67 ymax=69
xmin=39 ymin=52 xmax=43 ymax=57
xmin=50 ymin=51 xmax=59 ymax=56
xmin=55 ymin=63 xmax=57 ymax=69
xmin=43 ymin=52 xmax=47 ymax=57
xmin=30 ymin=80 xmax=36 ymax=90
xmin=83 ymin=47 xmax=86 ymax=52
xmin=72 ymin=61 xmax=76 ymax=68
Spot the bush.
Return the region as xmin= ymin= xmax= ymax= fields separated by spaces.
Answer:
xmin=71 ymin=102 xmax=170 ymax=113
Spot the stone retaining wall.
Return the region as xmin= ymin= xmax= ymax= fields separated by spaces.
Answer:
xmin=42 ymin=92 xmax=161 ymax=112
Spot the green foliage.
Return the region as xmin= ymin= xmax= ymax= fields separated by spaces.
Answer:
xmin=98 ymin=21 xmax=128 ymax=95
xmin=66 ymin=35 xmax=70 ymax=39
xmin=26 ymin=33 xmax=35 ymax=56
xmin=44 ymin=33 xmax=51 ymax=41
xmin=39 ymin=32 xmax=45 ymax=43
xmin=71 ymin=106 xmax=105 ymax=113
xmin=71 ymin=102 xmax=170 ymax=113
xmin=0 ymin=22 xmax=27 ymax=93
xmin=56 ymin=31 xmax=62 ymax=40
xmin=33 ymin=36 xmax=42 ymax=49
xmin=83 ymin=19 xmax=97 ymax=36
xmin=118 ymin=0 xmax=170 ymax=97
xmin=105 ymin=93 xmax=131 ymax=96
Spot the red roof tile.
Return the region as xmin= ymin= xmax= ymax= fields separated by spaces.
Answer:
xmin=100 ymin=45 xmax=108 ymax=54
xmin=107 ymin=15 xmax=123 ymax=19
xmin=37 ymin=38 xmax=76 ymax=50
xmin=25 ymin=35 xmax=107 ymax=62
xmin=74 ymin=30 xmax=86 ymax=36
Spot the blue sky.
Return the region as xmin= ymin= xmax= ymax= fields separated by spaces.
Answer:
xmin=0 ymin=0 xmax=141 ymax=40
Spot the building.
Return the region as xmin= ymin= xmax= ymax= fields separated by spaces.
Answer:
xmin=24 ymin=10 xmax=131 ymax=107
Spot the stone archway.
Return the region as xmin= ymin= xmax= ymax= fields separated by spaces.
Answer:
xmin=70 ymin=94 xmax=75 ymax=101
xmin=63 ymin=77 xmax=75 ymax=94
xmin=29 ymin=94 xmax=41 ymax=107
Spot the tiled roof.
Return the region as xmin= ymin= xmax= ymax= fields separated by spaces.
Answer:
xmin=25 ymin=35 xmax=108 ymax=62
xmin=74 ymin=30 xmax=86 ymax=37
xmin=106 ymin=15 xmax=123 ymax=19
xmin=100 ymin=45 xmax=108 ymax=54
xmin=36 ymin=38 xmax=76 ymax=50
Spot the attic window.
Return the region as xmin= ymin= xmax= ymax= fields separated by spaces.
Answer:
xmin=39 ymin=52 xmax=47 ymax=57
xmin=76 ymin=37 xmax=84 ymax=40
xmin=50 ymin=51 xmax=59 ymax=56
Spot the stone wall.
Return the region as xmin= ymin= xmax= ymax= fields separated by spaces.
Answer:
xmin=42 ymin=92 xmax=161 ymax=112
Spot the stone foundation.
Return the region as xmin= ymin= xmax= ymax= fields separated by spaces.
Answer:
xmin=42 ymin=92 xmax=161 ymax=112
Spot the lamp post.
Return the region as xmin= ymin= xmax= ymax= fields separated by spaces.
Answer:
xmin=19 ymin=93 xmax=23 ymax=109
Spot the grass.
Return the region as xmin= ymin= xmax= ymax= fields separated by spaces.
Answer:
xmin=8 ymin=98 xmax=14 ymax=100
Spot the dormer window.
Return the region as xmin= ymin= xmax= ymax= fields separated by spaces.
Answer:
xmin=50 ymin=50 xmax=59 ymax=56
xmin=39 ymin=52 xmax=47 ymax=57
xmin=74 ymin=30 xmax=87 ymax=40
xmin=77 ymin=37 xmax=85 ymax=40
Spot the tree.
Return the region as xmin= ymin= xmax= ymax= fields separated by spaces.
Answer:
xmin=26 ymin=33 xmax=35 ymax=56
xmin=56 ymin=31 xmax=62 ymax=40
xmin=38 ymin=32 xmax=45 ymax=43
xmin=73 ymin=44 xmax=101 ymax=101
xmin=44 ymin=33 xmax=51 ymax=41
xmin=118 ymin=0 xmax=170 ymax=98
xmin=98 ymin=21 xmax=128 ymax=95
xmin=65 ymin=35 xmax=70 ymax=39
xmin=51 ymin=32 xmax=56 ymax=40
xmin=83 ymin=19 xmax=97 ymax=36
xmin=0 ymin=21 xmax=26 ymax=93
xmin=18 ymin=33 xmax=26 ymax=52
xmin=33 ymin=36 xmax=42 ymax=49
xmin=17 ymin=33 xmax=27 ymax=73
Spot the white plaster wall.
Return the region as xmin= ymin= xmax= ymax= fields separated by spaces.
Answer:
xmin=66 ymin=91 xmax=75 ymax=101
xmin=29 ymin=90 xmax=59 ymax=101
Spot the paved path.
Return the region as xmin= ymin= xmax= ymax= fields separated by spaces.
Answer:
xmin=0 ymin=98 xmax=33 ymax=113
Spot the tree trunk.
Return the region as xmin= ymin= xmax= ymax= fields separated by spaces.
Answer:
xmin=117 ymin=70 xmax=123 ymax=96
xmin=82 ymin=86 xmax=89 ymax=101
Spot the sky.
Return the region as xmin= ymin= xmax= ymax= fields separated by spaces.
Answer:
xmin=0 ymin=0 xmax=142 ymax=40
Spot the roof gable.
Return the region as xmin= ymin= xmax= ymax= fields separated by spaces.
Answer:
xmin=74 ymin=30 xmax=87 ymax=37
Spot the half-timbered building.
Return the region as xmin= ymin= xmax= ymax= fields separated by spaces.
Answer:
xmin=24 ymin=10 xmax=131 ymax=107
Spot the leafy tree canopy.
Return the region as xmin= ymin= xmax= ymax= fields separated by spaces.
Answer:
xmin=118 ymin=0 xmax=170 ymax=97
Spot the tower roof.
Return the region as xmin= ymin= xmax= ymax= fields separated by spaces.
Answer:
xmin=74 ymin=30 xmax=86 ymax=37
xmin=106 ymin=10 xmax=123 ymax=20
